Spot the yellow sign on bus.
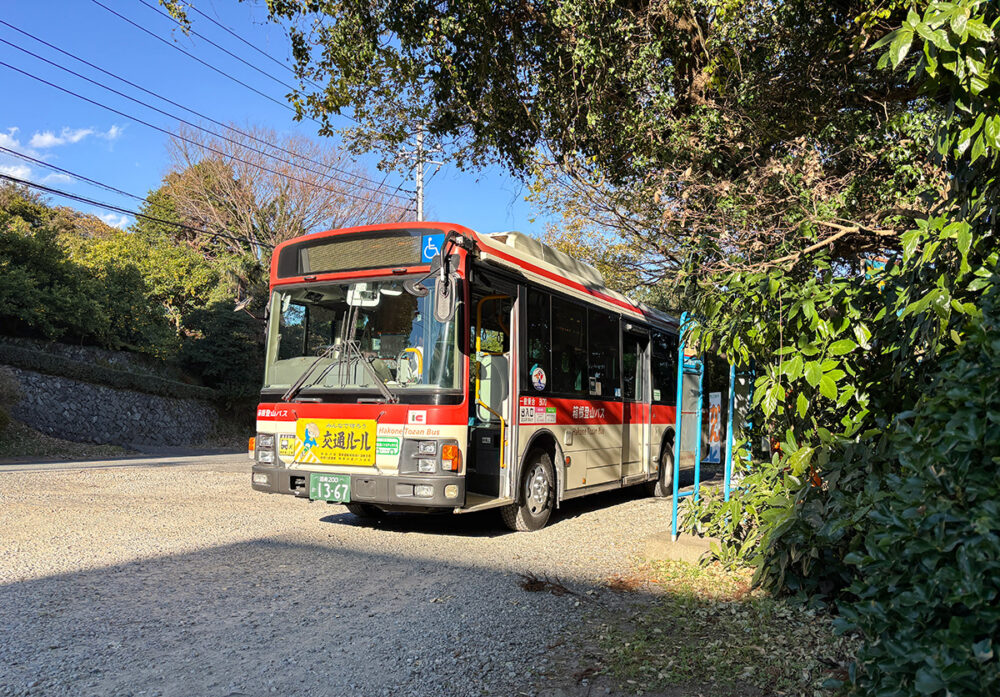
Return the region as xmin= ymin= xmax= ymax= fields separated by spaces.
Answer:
xmin=294 ymin=419 xmax=376 ymax=466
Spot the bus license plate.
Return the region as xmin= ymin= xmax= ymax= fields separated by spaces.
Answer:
xmin=309 ymin=473 xmax=351 ymax=502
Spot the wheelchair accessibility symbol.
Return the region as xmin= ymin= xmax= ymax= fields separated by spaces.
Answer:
xmin=421 ymin=233 xmax=445 ymax=262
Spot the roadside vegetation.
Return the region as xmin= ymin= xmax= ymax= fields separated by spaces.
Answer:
xmin=0 ymin=419 xmax=132 ymax=461
xmin=598 ymin=561 xmax=858 ymax=696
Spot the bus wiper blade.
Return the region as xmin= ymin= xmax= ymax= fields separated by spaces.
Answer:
xmin=344 ymin=340 xmax=398 ymax=404
xmin=282 ymin=345 xmax=341 ymax=402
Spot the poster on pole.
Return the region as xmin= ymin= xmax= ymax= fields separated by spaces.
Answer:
xmin=706 ymin=391 xmax=722 ymax=463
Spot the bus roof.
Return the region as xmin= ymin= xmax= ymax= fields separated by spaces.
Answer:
xmin=271 ymin=221 xmax=678 ymax=331
xmin=468 ymin=228 xmax=677 ymax=331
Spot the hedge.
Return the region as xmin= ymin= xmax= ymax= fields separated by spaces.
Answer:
xmin=0 ymin=343 xmax=217 ymax=402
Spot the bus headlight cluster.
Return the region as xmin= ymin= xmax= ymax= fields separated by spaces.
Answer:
xmin=255 ymin=432 xmax=276 ymax=464
xmin=401 ymin=439 xmax=462 ymax=474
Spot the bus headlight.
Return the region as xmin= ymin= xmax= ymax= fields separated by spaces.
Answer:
xmin=417 ymin=458 xmax=436 ymax=473
xmin=414 ymin=485 xmax=434 ymax=498
xmin=255 ymin=432 xmax=276 ymax=464
xmin=416 ymin=441 xmax=437 ymax=455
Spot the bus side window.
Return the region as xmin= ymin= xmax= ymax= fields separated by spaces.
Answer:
xmin=524 ymin=289 xmax=550 ymax=392
xmin=651 ymin=331 xmax=678 ymax=402
xmin=551 ymin=296 xmax=587 ymax=395
xmin=587 ymin=309 xmax=619 ymax=398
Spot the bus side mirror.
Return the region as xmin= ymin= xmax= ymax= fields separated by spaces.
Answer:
xmin=433 ymin=272 xmax=458 ymax=323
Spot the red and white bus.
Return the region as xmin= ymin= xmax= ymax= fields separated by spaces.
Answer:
xmin=251 ymin=223 xmax=682 ymax=530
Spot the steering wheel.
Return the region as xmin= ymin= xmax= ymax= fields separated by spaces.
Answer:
xmin=397 ymin=347 xmax=423 ymax=384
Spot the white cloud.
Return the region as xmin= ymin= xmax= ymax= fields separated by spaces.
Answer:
xmin=40 ymin=172 xmax=73 ymax=185
xmin=0 ymin=127 xmax=21 ymax=150
xmin=0 ymin=163 xmax=32 ymax=179
xmin=30 ymin=127 xmax=95 ymax=148
xmin=0 ymin=127 xmax=39 ymax=158
xmin=101 ymin=125 xmax=123 ymax=140
xmin=98 ymin=212 xmax=131 ymax=229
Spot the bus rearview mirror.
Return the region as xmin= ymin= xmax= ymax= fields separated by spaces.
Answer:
xmin=434 ymin=273 xmax=458 ymax=323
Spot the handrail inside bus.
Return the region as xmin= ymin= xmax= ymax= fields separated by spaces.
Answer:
xmin=475 ymin=295 xmax=510 ymax=470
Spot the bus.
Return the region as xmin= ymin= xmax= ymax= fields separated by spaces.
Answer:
xmin=251 ymin=222 xmax=689 ymax=531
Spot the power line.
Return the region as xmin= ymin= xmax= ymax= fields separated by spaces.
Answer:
xmin=0 ymin=59 xmax=413 ymax=213
xmin=0 ymin=172 xmax=273 ymax=249
xmin=90 ymin=0 xmax=301 ymax=119
xmin=0 ymin=145 xmax=146 ymax=202
xmin=136 ymin=0 xmax=298 ymax=94
xmin=185 ymin=2 xmax=326 ymax=92
xmin=0 ymin=19 xmax=413 ymax=193
xmin=0 ymin=36 xmax=410 ymax=200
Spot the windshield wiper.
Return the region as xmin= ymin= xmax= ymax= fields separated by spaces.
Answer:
xmin=281 ymin=345 xmax=345 ymax=402
xmin=343 ymin=340 xmax=398 ymax=404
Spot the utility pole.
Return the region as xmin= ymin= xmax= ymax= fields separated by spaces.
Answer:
xmin=415 ymin=127 xmax=424 ymax=222
xmin=398 ymin=123 xmax=442 ymax=222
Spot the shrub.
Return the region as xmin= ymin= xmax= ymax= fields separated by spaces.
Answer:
xmin=836 ymin=284 xmax=1000 ymax=696
xmin=0 ymin=366 xmax=20 ymax=432
xmin=179 ymin=301 xmax=263 ymax=400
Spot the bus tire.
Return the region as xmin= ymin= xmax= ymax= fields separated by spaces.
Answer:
xmin=501 ymin=450 xmax=555 ymax=532
xmin=345 ymin=503 xmax=385 ymax=519
xmin=647 ymin=445 xmax=675 ymax=498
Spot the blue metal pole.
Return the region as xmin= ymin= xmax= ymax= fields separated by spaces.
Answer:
xmin=723 ymin=361 xmax=736 ymax=502
xmin=670 ymin=312 xmax=688 ymax=541
xmin=692 ymin=360 xmax=704 ymax=503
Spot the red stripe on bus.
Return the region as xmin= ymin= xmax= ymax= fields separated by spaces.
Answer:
xmin=256 ymin=402 xmax=467 ymax=426
xmin=518 ymin=397 xmax=676 ymax=426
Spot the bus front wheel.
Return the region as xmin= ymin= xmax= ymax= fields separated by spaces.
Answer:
xmin=501 ymin=450 xmax=554 ymax=532
xmin=346 ymin=503 xmax=385 ymax=520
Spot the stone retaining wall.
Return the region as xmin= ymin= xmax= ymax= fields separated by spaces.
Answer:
xmin=8 ymin=367 xmax=217 ymax=447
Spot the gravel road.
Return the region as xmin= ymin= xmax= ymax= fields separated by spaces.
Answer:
xmin=0 ymin=455 xmax=674 ymax=697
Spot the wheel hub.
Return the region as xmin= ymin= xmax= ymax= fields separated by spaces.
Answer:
xmin=526 ymin=464 xmax=549 ymax=514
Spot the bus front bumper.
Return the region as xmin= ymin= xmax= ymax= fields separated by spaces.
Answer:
xmin=250 ymin=464 xmax=465 ymax=510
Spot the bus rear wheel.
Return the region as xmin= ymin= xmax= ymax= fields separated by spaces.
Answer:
xmin=501 ymin=450 xmax=554 ymax=532
xmin=647 ymin=444 xmax=675 ymax=498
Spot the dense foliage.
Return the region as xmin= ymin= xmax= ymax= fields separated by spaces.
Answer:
xmin=0 ymin=183 xmax=256 ymax=399
xmin=0 ymin=186 xmax=171 ymax=351
xmin=837 ymin=284 xmax=1000 ymax=696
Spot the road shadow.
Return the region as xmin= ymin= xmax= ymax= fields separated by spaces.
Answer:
xmin=318 ymin=465 xmax=724 ymax=536
xmin=0 ymin=537 xmax=604 ymax=697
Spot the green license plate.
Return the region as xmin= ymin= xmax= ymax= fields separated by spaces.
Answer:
xmin=309 ymin=473 xmax=351 ymax=502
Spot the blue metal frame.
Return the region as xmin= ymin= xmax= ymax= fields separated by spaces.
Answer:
xmin=670 ymin=312 xmax=704 ymax=541
xmin=723 ymin=361 xmax=737 ymax=502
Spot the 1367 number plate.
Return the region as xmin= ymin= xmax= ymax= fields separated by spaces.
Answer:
xmin=309 ymin=473 xmax=351 ymax=502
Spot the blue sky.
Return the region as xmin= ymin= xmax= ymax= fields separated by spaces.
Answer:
xmin=0 ymin=0 xmax=546 ymax=234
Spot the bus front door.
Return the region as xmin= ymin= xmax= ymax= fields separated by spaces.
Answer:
xmin=622 ymin=330 xmax=651 ymax=482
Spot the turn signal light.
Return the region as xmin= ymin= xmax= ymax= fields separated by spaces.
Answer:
xmin=441 ymin=444 xmax=461 ymax=472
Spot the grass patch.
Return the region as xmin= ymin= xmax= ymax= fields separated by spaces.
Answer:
xmin=0 ymin=419 xmax=133 ymax=460
xmin=598 ymin=560 xmax=858 ymax=696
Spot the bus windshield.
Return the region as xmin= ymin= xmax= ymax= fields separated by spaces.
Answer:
xmin=264 ymin=279 xmax=462 ymax=395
